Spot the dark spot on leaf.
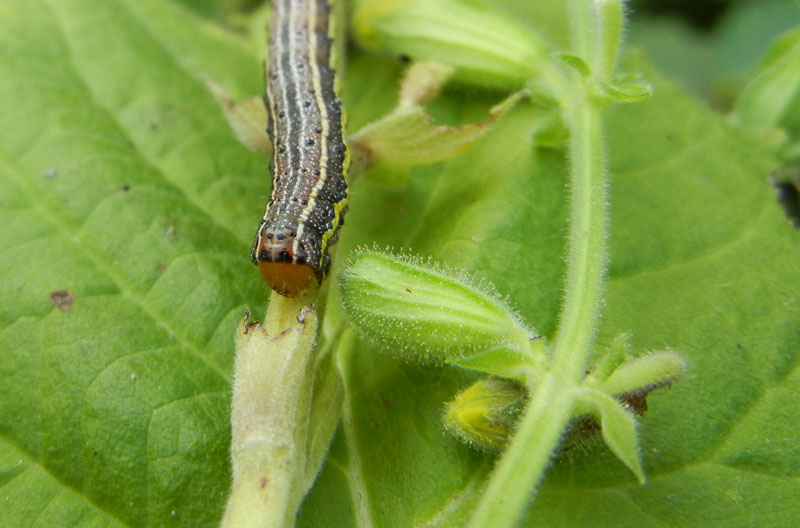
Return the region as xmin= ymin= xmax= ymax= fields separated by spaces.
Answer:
xmin=122 ymin=184 xmax=130 ymax=192
xmin=50 ymin=290 xmax=75 ymax=312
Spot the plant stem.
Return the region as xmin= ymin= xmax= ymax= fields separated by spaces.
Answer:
xmin=467 ymin=96 xmax=607 ymax=527
xmin=468 ymin=2 xmax=613 ymax=523
xmin=466 ymin=373 xmax=573 ymax=527
xmin=551 ymin=89 xmax=607 ymax=381
xmin=592 ymin=0 xmax=624 ymax=80
xmin=222 ymin=291 xmax=319 ymax=528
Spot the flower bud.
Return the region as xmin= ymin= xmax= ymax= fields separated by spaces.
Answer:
xmin=353 ymin=0 xmax=550 ymax=89
xmin=339 ymin=249 xmax=533 ymax=362
xmin=443 ymin=378 xmax=526 ymax=450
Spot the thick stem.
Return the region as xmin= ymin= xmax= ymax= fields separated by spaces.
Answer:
xmin=222 ymin=291 xmax=319 ymax=528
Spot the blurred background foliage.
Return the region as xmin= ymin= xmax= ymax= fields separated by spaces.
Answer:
xmin=628 ymin=0 xmax=800 ymax=110
xmin=170 ymin=0 xmax=800 ymax=112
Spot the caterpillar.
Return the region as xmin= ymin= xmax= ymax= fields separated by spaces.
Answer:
xmin=251 ymin=0 xmax=349 ymax=297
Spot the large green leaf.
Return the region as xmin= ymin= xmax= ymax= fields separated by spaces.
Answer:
xmin=0 ymin=0 xmax=263 ymax=525
xmin=1 ymin=1 xmax=798 ymax=528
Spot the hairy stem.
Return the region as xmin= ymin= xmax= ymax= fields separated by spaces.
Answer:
xmin=468 ymin=2 xmax=615 ymax=524
xmin=222 ymin=291 xmax=319 ymax=528
xmin=466 ymin=373 xmax=573 ymax=526
xmin=551 ymin=88 xmax=607 ymax=380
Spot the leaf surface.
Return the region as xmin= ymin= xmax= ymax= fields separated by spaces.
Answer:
xmin=1 ymin=1 xmax=798 ymax=528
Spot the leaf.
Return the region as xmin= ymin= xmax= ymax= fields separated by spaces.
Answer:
xmin=626 ymin=0 xmax=800 ymax=104
xmin=0 ymin=0 xmax=263 ymax=525
xmin=2 ymin=2 xmax=799 ymax=528
xmin=626 ymin=16 xmax=713 ymax=101
xmin=710 ymin=0 xmax=800 ymax=86
xmin=349 ymin=89 xmax=526 ymax=176
xmin=304 ymin=30 xmax=800 ymax=528
xmin=598 ymin=351 xmax=686 ymax=396
xmin=731 ymin=28 xmax=800 ymax=130
xmin=448 ymin=345 xmax=543 ymax=380
xmin=208 ymin=81 xmax=271 ymax=156
xmin=575 ymin=389 xmax=645 ymax=484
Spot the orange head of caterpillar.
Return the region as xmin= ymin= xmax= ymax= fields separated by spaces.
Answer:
xmin=252 ymin=224 xmax=316 ymax=297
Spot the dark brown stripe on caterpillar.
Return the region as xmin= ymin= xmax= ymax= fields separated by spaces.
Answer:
xmin=250 ymin=0 xmax=349 ymax=297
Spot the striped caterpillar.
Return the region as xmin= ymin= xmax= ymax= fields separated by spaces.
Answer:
xmin=251 ymin=0 xmax=349 ymax=296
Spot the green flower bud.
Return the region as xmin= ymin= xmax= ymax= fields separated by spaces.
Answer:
xmin=339 ymin=249 xmax=534 ymax=362
xmin=443 ymin=378 xmax=527 ymax=450
xmin=353 ymin=0 xmax=550 ymax=89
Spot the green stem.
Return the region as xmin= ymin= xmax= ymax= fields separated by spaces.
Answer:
xmin=222 ymin=290 xmax=320 ymax=528
xmin=466 ymin=374 xmax=573 ymax=527
xmin=468 ymin=81 xmax=608 ymax=528
xmin=551 ymin=88 xmax=607 ymax=380
xmin=592 ymin=0 xmax=624 ymax=80
xmin=468 ymin=2 xmax=612 ymax=523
